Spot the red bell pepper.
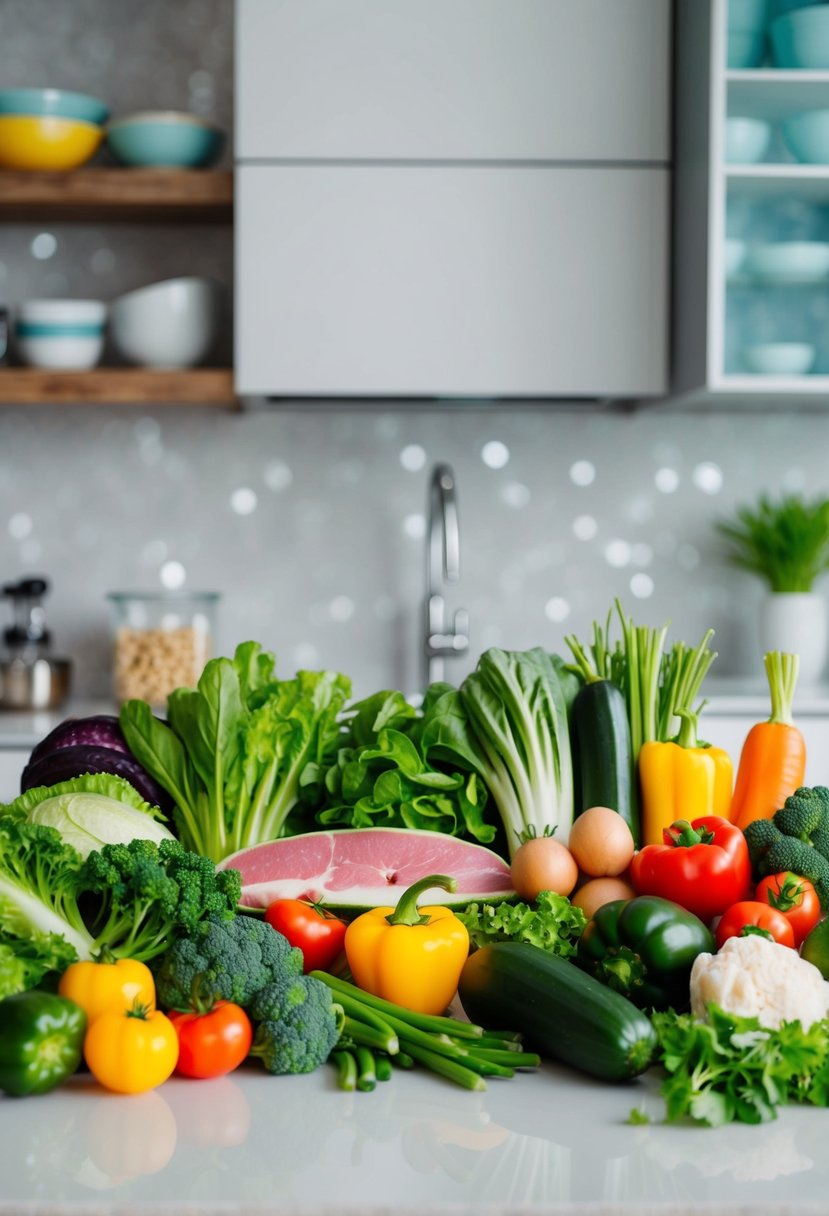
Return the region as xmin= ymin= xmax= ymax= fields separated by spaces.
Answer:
xmin=629 ymin=815 xmax=751 ymax=923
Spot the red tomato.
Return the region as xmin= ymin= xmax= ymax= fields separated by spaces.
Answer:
xmin=715 ymin=900 xmax=796 ymax=950
xmin=168 ymin=1002 xmax=253 ymax=1079
xmin=754 ymin=871 xmax=821 ymax=946
xmin=264 ymin=900 xmax=348 ymax=973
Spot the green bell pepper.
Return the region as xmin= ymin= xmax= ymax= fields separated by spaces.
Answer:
xmin=0 ymin=990 xmax=86 ymax=1097
xmin=576 ymin=895 xmax=715 ymax=1010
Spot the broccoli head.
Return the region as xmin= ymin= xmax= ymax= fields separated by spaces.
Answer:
xmin=249 ymin=973 xmax=341 ymax=1075
xmin=774 ymin=786 xmax=829 ymax=858
xmin=154 ymin=913 xmax=304 ymax=1010
xmin=80 ymin=837 xmax=240 ymax=965
xmin=744 ymin=816 xmax=829 ymax=908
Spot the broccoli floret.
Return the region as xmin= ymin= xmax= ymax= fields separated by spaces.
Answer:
xmin=774 ymin=786 xmax=829 ymax=858
xmin=249 ymin=974 xmax=341 ymax=1075
xmin=80 ymin=837 xmax=240 ymax=965
xmin=744 ymin=817 xmax=829 ymax=908
xmin=154 ymin=913 xmax=303 ymax=1010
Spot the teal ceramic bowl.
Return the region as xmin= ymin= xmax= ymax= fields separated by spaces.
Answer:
xmin=106 ymin=111 xmax=224 ymax=168
xmin=0 ymin=87 xmax=109 ymax=126
xmin=729 ymin=0 xmax=771 ymax=31
xmin=727 ymin=28 xmax=767 ymax=67
xmin=783 ymin=109 xmax=829 ymax=163
xmin=770 ymin=5 xmax=829 ymax=67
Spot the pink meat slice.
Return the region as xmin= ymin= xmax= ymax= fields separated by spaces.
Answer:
xmin=218 ymin=828 xmax=513 ymax=907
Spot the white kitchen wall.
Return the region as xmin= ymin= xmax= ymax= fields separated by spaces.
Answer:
xmin=3 ymin=0 xmax=829 ymax=702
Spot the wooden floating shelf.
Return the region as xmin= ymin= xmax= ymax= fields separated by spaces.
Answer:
xmin=0 ymin=368 xmax=237 ymax=406
xmin=0 ymin=169 xmax=234 ymax=222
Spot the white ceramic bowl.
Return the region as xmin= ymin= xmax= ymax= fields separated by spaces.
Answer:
xmin=741 ymin=342 xmax=816 ymax=375
xmin=110 ymin=277 xmax=220 ymax=369
xmin=14 ymin=298 xmax=106 ymax=370
xmin=725 ymin=116 xmax=772 ymax=164
xmin=745 ymin=241 xmax=829 ymax=283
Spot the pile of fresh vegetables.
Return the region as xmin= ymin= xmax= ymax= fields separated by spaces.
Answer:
xmin=3 ymin=614 xmax=829 ymax=1133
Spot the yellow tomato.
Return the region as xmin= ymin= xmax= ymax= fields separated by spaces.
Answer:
xmin=84 ymin=1003 xmax=179 ymax=1095
xmin=58 ymin=958 xmax=156 ymax=1023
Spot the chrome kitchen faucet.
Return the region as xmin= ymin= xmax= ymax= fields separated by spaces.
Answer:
xmin=423 ymin=463 xmax=469 ymax=688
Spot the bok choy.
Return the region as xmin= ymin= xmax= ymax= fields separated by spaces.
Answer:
xmin=425 ymin=648 xmax=574 ymax=857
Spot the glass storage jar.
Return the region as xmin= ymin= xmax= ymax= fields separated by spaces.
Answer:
xmin=108 ymin=591 xmax=220 ymax=707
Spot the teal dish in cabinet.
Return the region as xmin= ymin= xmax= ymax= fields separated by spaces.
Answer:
xmin=0 ymin=87 xmax=109 ymax=126
xmin=783 ymin=109 xmax=829 ymax=164
xmin=770 ymin=6 xmax=829 ymax=68
xmin=106 ymin=111 xmax=224 ymax=168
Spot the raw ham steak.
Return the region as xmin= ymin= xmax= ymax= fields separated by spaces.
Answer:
xmin=218 ymin=828 xmax=514 ymax=908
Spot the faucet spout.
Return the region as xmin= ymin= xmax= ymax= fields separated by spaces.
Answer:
xmin=429 ymin=464 xmax=460 ymax=593
xmin=423 ymin=463 xmax=469 ymax=689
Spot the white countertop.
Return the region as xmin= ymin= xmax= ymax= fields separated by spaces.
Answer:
xmin=1 ymin=1058 xmax=828 ymax=1214
xmin=2 ymin=683 xmax=829 ymax=751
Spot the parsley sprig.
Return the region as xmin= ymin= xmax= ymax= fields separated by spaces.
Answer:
xmin=653 ymin=1004 xmax=829 ymax=1127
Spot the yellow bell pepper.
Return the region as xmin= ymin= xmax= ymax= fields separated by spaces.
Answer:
xmin=344 ymin=874 xmax=469 ymax=1016
xmin=639 ymin=710 xmax=733 ymax=846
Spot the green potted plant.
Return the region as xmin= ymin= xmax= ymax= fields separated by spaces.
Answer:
xmin=716 ymin=492 xmax=829 ymax=684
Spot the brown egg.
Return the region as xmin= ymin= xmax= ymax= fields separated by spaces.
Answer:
xmin=567 ymin=806 xmax=635 ymax=877
xmin=510 ymin=836 xmax=579 ymax=901
xmin=572 ymin=875 xmax=637 ymax=920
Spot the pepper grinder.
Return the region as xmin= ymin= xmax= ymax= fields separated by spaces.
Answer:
xmin=0 ymin=577 xmax=72 ymax=710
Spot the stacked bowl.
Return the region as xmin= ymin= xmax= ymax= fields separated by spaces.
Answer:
xmin=728 ymin=0 xmax=771 ymax=68
xmin=0 ymin=88 xmax=108 ymax=170
xmin=770 ymin=3 xmax=829 ymax=67
xmin=14 ymin=300 xmax=107 ymax=370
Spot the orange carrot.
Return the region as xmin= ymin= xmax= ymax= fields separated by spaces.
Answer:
xmin=731 ymin=651 xmax=807 ymax=831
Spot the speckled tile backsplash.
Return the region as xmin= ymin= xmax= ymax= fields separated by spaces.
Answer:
xmin=3 ymin=1 xmax=829 ymax=702
xmin=1 ymin=405 xmax=826 ymax=700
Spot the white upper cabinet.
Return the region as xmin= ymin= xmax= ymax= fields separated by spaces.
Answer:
xmin=237 ymin=0 xmax=671 ymax=163
xmin=235 ymin=0 xmax=672 ymax=400
xmin=236 ymin=164 xmax=668 ymax=398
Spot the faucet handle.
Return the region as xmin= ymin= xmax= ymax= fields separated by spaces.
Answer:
xmin=452 ymin=607 xmax=469 ymax=653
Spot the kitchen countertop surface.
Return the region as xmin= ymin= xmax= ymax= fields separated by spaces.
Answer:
xmin=2 ymin=681 xmax=829 ymax=748
xmin=3 ymin=1056 xmax=829 ymax=1215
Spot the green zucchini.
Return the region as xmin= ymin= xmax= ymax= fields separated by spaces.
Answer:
xmin=571 ymin=678 xmax=639 ymax=845
xmin=458 ymin=942 xmax=656 ymax=1082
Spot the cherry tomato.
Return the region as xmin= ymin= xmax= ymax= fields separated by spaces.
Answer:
xmin=754 ymin=871 xmax=821 ymax=947
xmin=715 ymin=899 xmax=796 ymax=950
xmin=264 ymin=899 xmax=347 ymax=973
xmin=84 ymin=1001 xmax=179 ymax=1094
xmin=168 ymin=1001 xmax=253 ymax=1079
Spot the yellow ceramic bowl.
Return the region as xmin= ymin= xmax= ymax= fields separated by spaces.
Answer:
xmin=0 ymin=114 xmax=103 ymax=170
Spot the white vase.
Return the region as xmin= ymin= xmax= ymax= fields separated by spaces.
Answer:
xmin=759 ymin=592 xmax=828 ymax=686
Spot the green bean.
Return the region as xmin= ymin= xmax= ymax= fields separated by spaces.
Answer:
xmin=355 ymin=1046 xmax=377 ymax=1092
xmin=332 ymin=1050 xmax=357 ymax=1092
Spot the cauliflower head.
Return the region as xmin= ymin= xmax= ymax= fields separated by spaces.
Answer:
xmin=690 ymin=935 xmax=829 ymax=1030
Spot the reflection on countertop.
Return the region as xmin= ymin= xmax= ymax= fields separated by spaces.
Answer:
xmin=2 ymin=1061 xmax=829 ymax=1213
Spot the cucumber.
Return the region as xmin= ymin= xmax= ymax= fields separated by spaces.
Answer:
xmin=458 ymin=942 xmax=656 ymax=1082
xmin=571 ymin=679 xmax=639 ymax=845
